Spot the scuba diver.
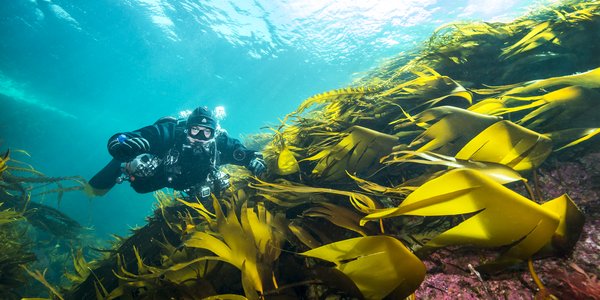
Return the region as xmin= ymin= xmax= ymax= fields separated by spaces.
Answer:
xmin=87 ymin=106 xmax=266 ymax=200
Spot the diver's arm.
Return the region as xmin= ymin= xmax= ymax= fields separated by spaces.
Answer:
xmin=216 ymin=132 xmax=260 ymax=166
xmin=107 ymin=122 xmax=175 ymax=161
xmin=216 ymin=132 xmax=266 ymax=176
xmin=86 ymin=159 xmax=122 ymax=196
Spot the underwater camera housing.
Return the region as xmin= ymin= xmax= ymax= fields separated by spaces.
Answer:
xmin=117 ymin=153 xmax=161 ymax=182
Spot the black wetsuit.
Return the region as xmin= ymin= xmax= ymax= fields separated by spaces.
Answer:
xmin=89 ymin=118 xmax=258 ymax=194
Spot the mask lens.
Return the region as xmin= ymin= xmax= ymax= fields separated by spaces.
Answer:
xmin=189 ymin=126 xmax=214 ymax=140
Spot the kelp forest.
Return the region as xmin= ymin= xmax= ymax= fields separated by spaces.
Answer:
xmin=0 ymin=148 xmax=95 ymax=299
xmin=3 ymin=0 xmax=600 ymax=299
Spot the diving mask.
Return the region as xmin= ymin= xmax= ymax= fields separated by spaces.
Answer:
xmin=188 ymin=125 xmax=215 ymax=141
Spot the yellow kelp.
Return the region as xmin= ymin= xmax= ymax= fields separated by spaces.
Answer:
xmin=302 ymin=202 xmax=374 ymax=237
xmin=0 ymin=150 xmax=8 ymax=175
xmin=392 ymin=107 xmax=553 ymax=172
xmin=63 ymin=249 xmax=92 ymax=285
xmin=202 ymin=295 xmax=249 ymax=300
xmin=294 ymin=87 xmax=379 ymax=117
xmin=266 ymin=130 xmax=300 ymax=176
xmin=468 ymin=70 xmax=600 ymax=150
xmin=347 ymin=172 xmax=417 ymax=197
xmin=302 ymin=125 xmax=398 ymax=182
xmin=275 ymin=145 xmax=300 ymax=175
xmin=501 ymin=21 xmax=559 ymax=59
xmin=250 ymin=178 xmax=379 ymax=214
xmin=21 ymin=267 xmax=65 ymax=300
xmin=502 ymin=66 xmax=600 ymax=95
xmin=397 ymin=106 xmax=500 ymax=154
xmin=0 ymin=203 xmax=23 ymax=226
xmin=455 ymin=120 xmax=552 ymax=171
xmin=538 ymin=194 xmax=585 ymax=256
xmin=108 ymin=246 xmax=222 ymax=300
xmin=103 ymin=192 xmax=284 ymax=300
xmin=502 ymin=2 xmax=600 ymax=59
xmin=545 ymin=127 xmax=600 ymax=151
xmin=377 ymin=69 xmax=472 ymax=112
xmin=277 ymin=68 xmax=474 ymax=162
xmin=360 ymin=169 xmax=581 ymax=267
xmin=471 ymin=86 xmax=600 ymax=131
xmin=381 ymin=150 xmax=526 ymax=185
xmin=184 ymin=197 xmax=286 ymax=299
xmin=301 ymin=236 xmax=425 ymax=299
xmin=361 ymin=1 xmax=600 ymax=88
xmin=360 ymin=68 xmax=474 ymax=134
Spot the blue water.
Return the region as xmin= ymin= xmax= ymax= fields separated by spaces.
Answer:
xmin=0 ymin=0 xmax=554 ymax=240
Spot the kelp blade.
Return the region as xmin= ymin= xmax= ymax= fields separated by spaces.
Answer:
xmin=455 ymin=120 xmax=552 ymax=172
xmin=301 ymin=235 xmax=425 ymax=299
xmin=408 ymin=106 xmax=501 ymax=155
xmin=276 ymin=146 xmax=300 ymax=175
xmin=362 ymin=169 xmax=560 ymax=264
xmin=538 ymin=194 xmax=585 ymax=256
xmin=304 ymin=126 xmax=398 ymax=181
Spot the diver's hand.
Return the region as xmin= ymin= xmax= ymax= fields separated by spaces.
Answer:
xmin=108 ymin=133 xmax=150 ymax=162
xmin=248 ymin=157 xmax=267 ymax=177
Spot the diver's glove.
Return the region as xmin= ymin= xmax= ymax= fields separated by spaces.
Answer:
xmin=248 ymin=156 xmax=267 ymax=177
xmin=108 ymin=133 xmax=150 ymax=162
